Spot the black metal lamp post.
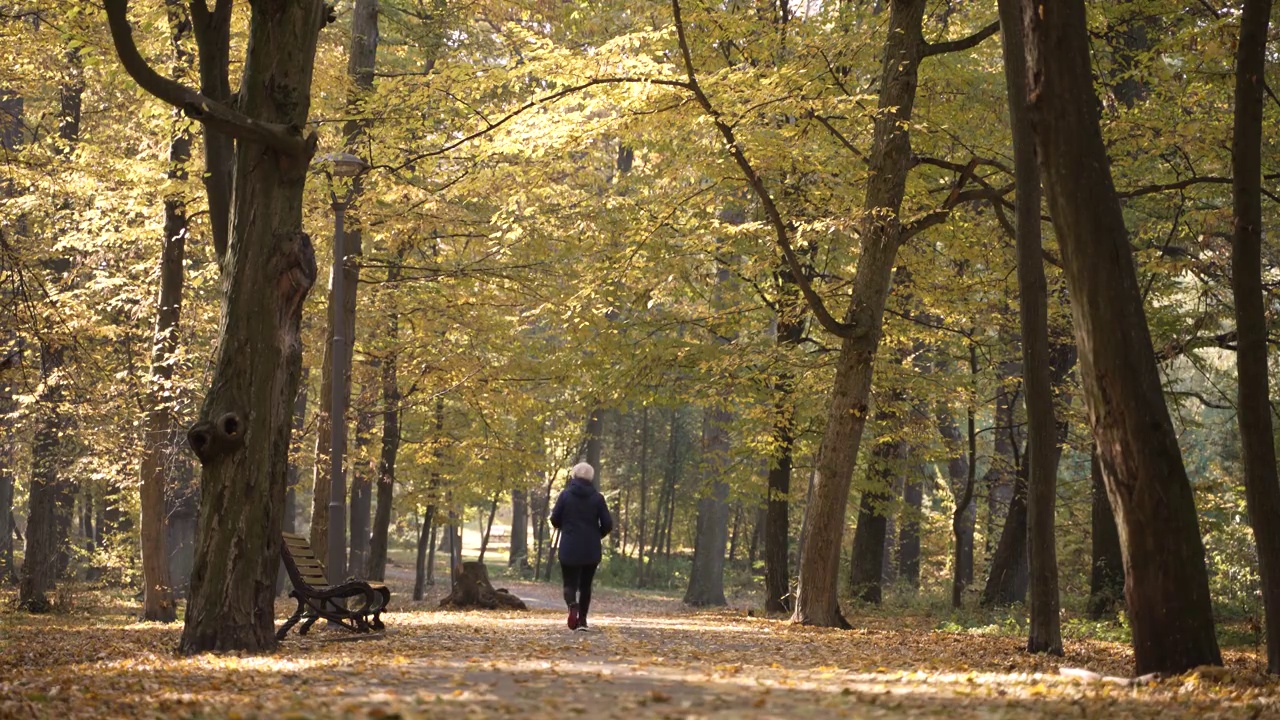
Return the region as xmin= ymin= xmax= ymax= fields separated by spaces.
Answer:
xmin=312 ymin=151 xmax=368 ymax=586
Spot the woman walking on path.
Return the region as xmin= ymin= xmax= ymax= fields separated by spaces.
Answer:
xmin=551 ymin=462 xmax=613 ymax=630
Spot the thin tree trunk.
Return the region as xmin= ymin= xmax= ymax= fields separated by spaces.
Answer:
xmin=727 ymin=502 xmax=741 ymax=564
xmin=367 ymin=312 xmax=399 ymax=581
xmin=791 ymin=0 xmax=929 ymax=628
xmin=764 ymin=307 xmax=801 ymax=612
xmin=1230 ymin=0 xmax=1280 ymax=676
xmin=898 ymin=471 xmax=922 ymax=588
xmin=848 ymin=434 xmax=900 ymax=604
xmin=509 ymin=488 xmax=528 ymax=569
xmin=1022 ymin=0 xmax=1222 ymax=673
xmin=1000 ymin=0 xmax=1061 ymax=654
xmin=684 ymin=405 xmax=731 ymax=606
xmin=478 ymin=495 xmax=498 ymax=563
xmin=279 ymin=375 xmax=308 ymax=595
xmin=1087 ymin=446 xmax=1124 ymax=618
xmin=0 ymin=347 xmax=17 ymax=583
xmin=426 ymin=519 xmax=438 ymax=588
xmin=981 ymin=461 xmax=1028 ymax=607
xmin=413 ymin=506 xmax=434 ymax=600
xmin=635 ymin=407 xmax=649 ymax=587
xmin=309 ymin=0 xmax=377 ymax=570
xmin=585 ymin=409 xmax=604 ymax=486
xmin=0 ymin=92 xmax=20 ymax=585
xmin=309 ymin=340 xmax=334 ymax=562
xmin=939 ymin=396 xmax=976 ymax=608
xmin=348 ymin=409 xmax=374 ymax=579
xmin=19 ymin=52 xmax=82 ymax=613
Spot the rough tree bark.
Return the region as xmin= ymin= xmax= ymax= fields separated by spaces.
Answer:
xmin=107 ymin=0 xmax=327 ymax=653
xmin=439 ymin=561 xmax=527 ymax=610
xmin=1229 ymin=0 xmax=1280 ymax=676
xmin=999 ymin=0 xmax=1061 ymax=654
xmin=1021 ymin=0 xmax=1222 ymax=674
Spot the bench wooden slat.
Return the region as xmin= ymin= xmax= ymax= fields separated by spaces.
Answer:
xmin=277 ymin=532 xmax=390 ymax=641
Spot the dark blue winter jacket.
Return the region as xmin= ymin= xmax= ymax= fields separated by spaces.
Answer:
xmin=550 ymin=477 xmax=613 ymax=566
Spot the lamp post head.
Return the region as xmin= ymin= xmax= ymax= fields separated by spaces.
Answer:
xmin=312 ymin=151 xmax=368 ymax=178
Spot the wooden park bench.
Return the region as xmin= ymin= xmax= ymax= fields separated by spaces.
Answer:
xmin=277 ymin=532 xmax=390 ymax=640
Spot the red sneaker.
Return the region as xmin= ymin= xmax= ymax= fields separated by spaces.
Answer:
xmin=567 ymin=603 xmax=579 ymax=630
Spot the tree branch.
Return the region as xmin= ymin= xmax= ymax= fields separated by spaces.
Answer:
xmin=923 ymin=20 xmax=1000 ymax=58
xmin=389 ymin=76 xmax=691 ymax=171
xmin=105 ymin=0 xmax=311 ymax=157
xmin=901 ymin=160 xmax=1006 ymax=240
xmin=671 ymin=0 xmax=852 ymax=339
xmin=1117 ymin=175 xmax=1231 ymax=199
xmin=806 ymin=112 xmax=867 ymax=164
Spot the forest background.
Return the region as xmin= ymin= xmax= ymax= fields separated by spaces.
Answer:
xmin=0 ymin=0 xmax=1278 ymax=680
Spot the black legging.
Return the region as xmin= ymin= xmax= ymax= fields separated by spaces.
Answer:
xmin=561 ymin=562 xmax=599 ymax=619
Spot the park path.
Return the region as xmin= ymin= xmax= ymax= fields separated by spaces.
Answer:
xmin=2 ymin=573 xmax=1277 ymax=719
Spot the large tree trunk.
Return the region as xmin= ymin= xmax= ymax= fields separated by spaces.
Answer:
xmin=999 ymin=0 xmax=1061 ymax=654
xmin=1087 ymin=447 xmax=1124 ymax=618
xmin=791 ymin=0 xmax=927 ymax=628
xmin=684 ymin=406 xmax=731 ymax=606
xmin=108 ymin=0 xmax=330 ymax=652
xmin=1230 ymin=0 xmax=1280 ymax=676
xmin=367 ymin=322 xmax=399 ymax=582
xmin=1022 ymin=0 xmax=1222 ymax=674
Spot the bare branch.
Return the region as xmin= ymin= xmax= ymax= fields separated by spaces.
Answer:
xmin=104 ymin=0 xmax=311 ymax=157
xmin=671 ymin=0 xmax=852 ymax=339
xmin=923 ymin=20 xmax=1000 ymax=58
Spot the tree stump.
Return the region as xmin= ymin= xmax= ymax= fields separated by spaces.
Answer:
xmin=438 ymin=561 xmax=528 ymax=610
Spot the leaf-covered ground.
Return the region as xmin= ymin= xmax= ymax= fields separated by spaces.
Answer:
xmin=2 ymin=576 xmax=1277 ymax=719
